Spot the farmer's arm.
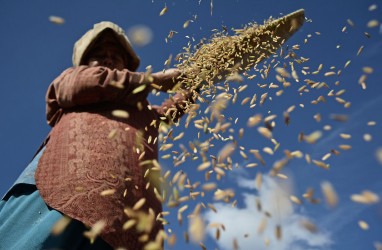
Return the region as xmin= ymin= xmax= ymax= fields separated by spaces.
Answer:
xmin=46 ymin=65 xmax=150 ymax=125
xmin=150 ymin=68 xmax=182 ymax=92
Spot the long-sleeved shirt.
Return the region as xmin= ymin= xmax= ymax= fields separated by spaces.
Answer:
xmin=35 ymin=66 xmax=196 ymax=249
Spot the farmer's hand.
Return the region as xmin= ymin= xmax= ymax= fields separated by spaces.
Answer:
xmin=150 ymin=68 xmax=182 ymax=92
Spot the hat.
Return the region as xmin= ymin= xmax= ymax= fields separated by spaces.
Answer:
xmin=72 ymin=21 xmax=140 ymax=71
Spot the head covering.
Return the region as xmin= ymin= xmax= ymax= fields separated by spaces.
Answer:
xmin=73 ymin=21 xmax=140 ymax=71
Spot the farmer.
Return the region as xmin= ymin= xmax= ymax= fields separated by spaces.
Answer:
xmin=0 ymin=21 xmax=197 ymax=250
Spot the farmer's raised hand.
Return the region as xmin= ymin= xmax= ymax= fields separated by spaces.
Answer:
xmin=150 ymin=68 xmax=182 ymax=92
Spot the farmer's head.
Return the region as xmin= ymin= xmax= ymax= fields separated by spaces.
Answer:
xmin=72 ymin=21 xmax=140 ymax=71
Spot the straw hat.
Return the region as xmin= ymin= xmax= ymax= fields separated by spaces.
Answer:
xmin=72 ymin=21 xmax=140 ymax=71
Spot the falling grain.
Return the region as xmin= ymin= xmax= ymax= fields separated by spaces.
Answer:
xmin=83 ymin=220 xmax=106 ymax=244
xmin=51 ymin=216 xmax=72 ymax=235
xmin=167 ymin=234 xmax=176 ymax=246
xmin=322 ymin=153 xmax=331 ymax=161
xmin=339 ymin=144 xmax=352 ymax=150
xmin=367 ymin=121 xmax=377 ymax=126
xmin=202 ymin=182 xmax=217 ymax=191
xmin=321 ymin=181 xmax=338 ymax=208
xmin=344 ymin=60 xmax=351 ymax=68
xmin=368 ymin=4 xmax=377 ymax=11
xmin=258 ymin=127 xmax=272 ymax=139
xmin=112 ymin=110 xmax=129 ymax=119
xmin=324 ymin=71 xmax=336 ymax=77
xmin=351 ymin=190 xmax=379 ymax=204
xmin=226 ymin=73 xmax=244 ymax=83
xmin=132 ymin=84 xmax=147 ymax=94
xmin=128 ymin=25 xmax=153 ymax=47
xmin=376 ymin=148 xmax=382 ymax=164
xmin=330 ymin=114 xmax=348 ymax=122
xmin=275 ymin=225 xmax=282 ymax=240
xmin=363 ymin=134 xmax=372 ymax=142
xmin=339 ymin=133 xmax=352 ymax=139
xmin=367 ymin=20 xmax=379 ymax=28
xmin=290 ymin=195 xmax=302 ymax=205
xmin=215 ymin=228 xmax=220 ymax=240
xmin=263 ymin=147 xmax=274 ymax=155
xmin=304 ymin=130 xmax=323 ymax=144
xmin=362 ymin=67 xmax=374 ymax=76
xmin=347 ymin=19 xmax=355 ymax=27
xmin=189 ymin=215 xmax=205 ymax=243
xmin=358 ymin=220 xmax=369 ymax=230
xmin=247 ymin=114 xmax=262 ymax=127
xmin=108 ymin=129 xmax=118 ymax=139
xmin=133 ymin=198 xmax=146 ymax=210
xmin=49 ymin=16 xmax=65 ymax=25
xmin=160 ymin=143 xmax=174 ymax=151
xmin=100 ymin=189 xmax=116 ymax=196
xmin=313 ymin=113 xmax=321 ymax=122
xmin=264 ymin=114 xmax=277 ymax=123
xmin=300 ymin=219 xmax=318 ymax=233
xmin=275 ymin=67 xmax=291 ymax=78
xmin=257 ymin=217 xmax=267 ymax=234
xmin=159 ymin=6 xmax=168 ymax=16
xmin=183 ymin=20 xmax=190 ymax=29
xmin=255 ymin=172 xmax=262 ymax=190
xmin=357 ymin=46 xmax=364 ymax=56
xmin=313 ymin=160 xmax=329 ymax=170
xmin=123 ymin=220 xmax=137 ymax=231
xmin=217 ymin=143 xmax=236 ymax=162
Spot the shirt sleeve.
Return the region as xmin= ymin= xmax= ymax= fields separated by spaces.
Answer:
xmin=46 ymin=66 xmax=149 ymax=126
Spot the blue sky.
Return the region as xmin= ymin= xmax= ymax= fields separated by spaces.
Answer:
xmin=1 ymin=0 xmax=382 ymax=249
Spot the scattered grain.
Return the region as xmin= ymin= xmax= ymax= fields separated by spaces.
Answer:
xmin=49 ymin=16 xmax=65 ymax=24
xmin=358 ymin=220 xmax=369 ymax=230
xmin=351 ymin=190 xmax=379 ymax=204
xmin=159 ymin=6 xmax=168 ymax=16
xmin=321 ymin=181 xmax=338 ymax=208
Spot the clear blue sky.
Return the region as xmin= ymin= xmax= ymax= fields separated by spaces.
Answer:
xmin=1 ymin=0 xmax=382 ymax=249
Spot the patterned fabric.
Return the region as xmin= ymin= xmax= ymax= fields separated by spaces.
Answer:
xmin=35 ymin=66 xmax=196 ymax=249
